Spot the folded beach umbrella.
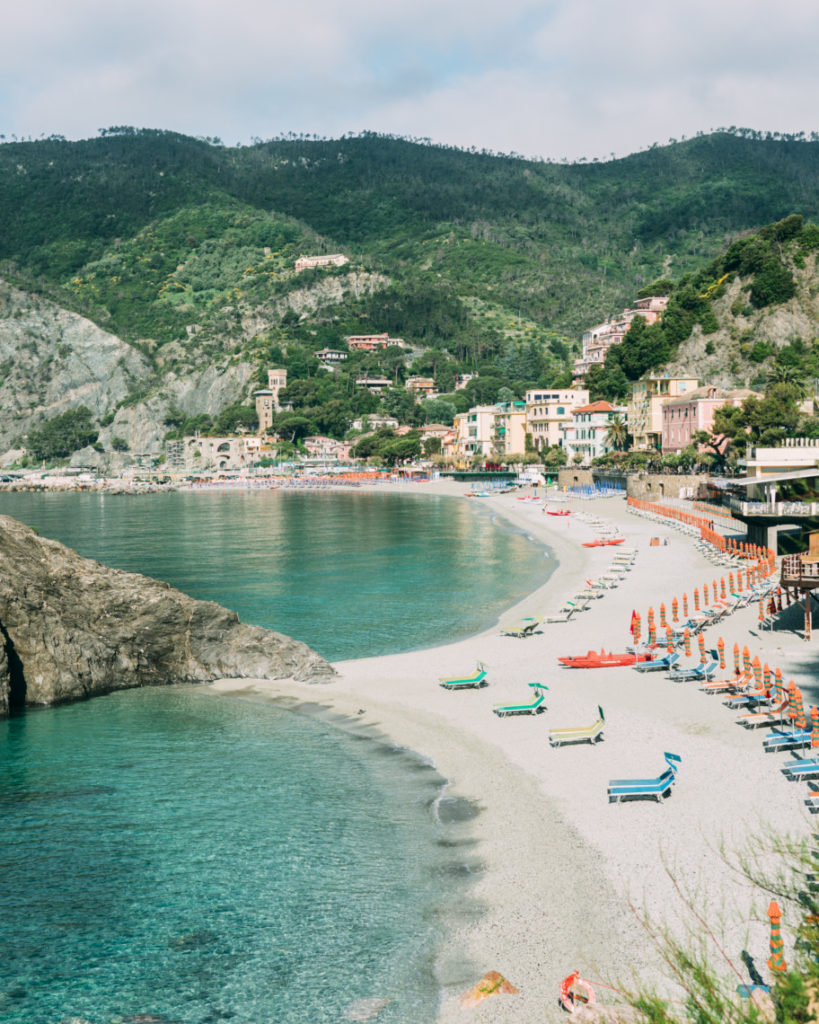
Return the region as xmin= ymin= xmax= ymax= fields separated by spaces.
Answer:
xmin=752 ymin=657 xmax=762 ymax=687
xmin=767 ymin=901 xmax=787 ymax=973
xmin=763 ymin=664 xmax=771 ymax=688
xmin=704 ymin=583 xmax=710 ymax=606
xmin=733 ymin=643 xmax=741 ymax=676
xmin=698 ymin=632 xmax=707 ymax=663
xmin=683 ymin=628 xmax=691 ymax=657
xmin=729 ymin=571 xmax=736 ymax=593
xmin=693 ymin=588 xmax=700 ymax=611
xmin=659 ymin=603 xmax=667 ymax=628
xmin=776 ymin=589 xmax=783 ymax=613
xmin=793 ymin=687 xmax=807 ymax=731
xmin=758 ymin=599 xmax=766 ymax=623
xmin=717 ymin=637 xmax=725 ymax=670
xmin=666 ymin=627 xmax=674 ymax=654
xmin=683 ymin=593 xmax=689 ymax=618
xmin=774 ymin=668 xmax=784 ymax=704
xmin=647 ymin=613 xmax=656 ymax=646
xmin=631 ymin=611 xmax=641 ymax=644
xmin=812 ymin=705 xmax=819 ymax=748
xmin=672 ymin=597 xmax=679 ymax=623
xmin=743 ymin=646 xmax=751 ymax=673
xmin=720 ymin=577 xmax=726 ymax=600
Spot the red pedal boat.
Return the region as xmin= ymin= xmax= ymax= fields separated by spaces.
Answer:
xmin=547 ymin=509 xmax=571 ymax=516
xmin=603 ymin=537 xmax=625 ymax=545
xmin=582 ymin=539 xmax=603 ymax=547
xmin=559 ymin=649 xmax=655 ymax=669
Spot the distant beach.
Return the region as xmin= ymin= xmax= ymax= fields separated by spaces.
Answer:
xmin=211 ymin=479 xmax=813 ymax=1022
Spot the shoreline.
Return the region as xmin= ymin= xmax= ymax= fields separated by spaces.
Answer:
xmin=207 ymin=480 xmax=816 ymax=1021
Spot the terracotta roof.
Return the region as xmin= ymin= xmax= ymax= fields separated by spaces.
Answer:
xmin=572 ymin=401 xmax=619 ymax=414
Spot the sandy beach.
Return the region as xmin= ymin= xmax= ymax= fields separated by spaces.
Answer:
xmin=209 ymin=480 xmax=814 ymax=1022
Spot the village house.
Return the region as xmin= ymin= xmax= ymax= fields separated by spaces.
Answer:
xmin=295 ymin=254 xmax=349 ymax=272
xmin=661 ymin=386 xmax=757 ymax=453
xmin=351 ymin=415 xmax=399 ymax=431
xmin=314 ymin=348 xmax=348 ymax=366
xmin=346 ymin=333 xmax=405 ymax=352
xmin=524 ymin=388 xmax=590 ymax=451
xmin=628 ymin=374 xmax=698 ymax=450
xmin=302 ymin=436 xmax=352 ymax=462
xmin=563 ymin=401 xmax=628 ymax=464
xmin=355 ymin=375 xmax=392 ymax=393
xmin=573 ymin=295 xmax=669 ymax=380
xmin=404 ymin=376 xmax=437 ymax=397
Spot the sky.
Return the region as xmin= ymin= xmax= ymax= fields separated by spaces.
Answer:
xmin=3 ymin=0 xmax=818 ymax=161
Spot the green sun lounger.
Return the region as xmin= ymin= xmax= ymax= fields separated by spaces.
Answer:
xmin=607 ymin=752 xmax=681 ymax=803
xmin=493 ymin=684 xmax=548 ymax=718
xmin=549 ymin=706 xmax=605 ymax=747
xmin=439 ymin=663 xmax=488 ymax=690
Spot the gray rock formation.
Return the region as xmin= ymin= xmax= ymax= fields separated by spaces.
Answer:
xmin=0 ymin=514 xmax=334 ymax=716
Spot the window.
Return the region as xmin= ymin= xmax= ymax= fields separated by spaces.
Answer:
xmin=557 ymin=407 xmax=565 ymax=415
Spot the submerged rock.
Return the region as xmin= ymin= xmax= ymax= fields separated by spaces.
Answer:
xmin=0 ymin=514 xmax=335 ymax=715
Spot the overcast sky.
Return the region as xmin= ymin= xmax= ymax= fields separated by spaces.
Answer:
xmin=3 ymin=0 xmax=817 ymax=161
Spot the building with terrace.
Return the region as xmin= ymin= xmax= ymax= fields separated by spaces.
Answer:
xmin=564 ymin=401 xmax=628 ymax=464
xmin=346 ymin=333 xmax=404 ymax=351
xmin=295 ymin=254 xmax=349 ymax=272
xmin=524 ymin=388 xmax=589 ymax=450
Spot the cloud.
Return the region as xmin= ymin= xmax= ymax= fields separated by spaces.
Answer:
xmin=1 ymin=0 xmax=817 ymax=158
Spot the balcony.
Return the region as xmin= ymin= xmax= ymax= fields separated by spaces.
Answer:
xmin=724 ymin=493 xmax=819 ymax=517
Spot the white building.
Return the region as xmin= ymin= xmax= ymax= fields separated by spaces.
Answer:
xmin=295 ymin=254 xmax=349 ymax=272
xmin=563 ymin=401 xmax=628 ymax=464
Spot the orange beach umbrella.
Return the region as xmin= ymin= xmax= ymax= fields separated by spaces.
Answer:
xmin=767 ymin=901 xmax=787 ymax=973
xmin=659 ymin=603 xmax=667 ymax=628
xmin=671 ymin=597 xmax=679 ymax=623
xmin=683 ymin=628 xmax=691 ymax=657
xmin=698 ymin=632 xmax=707 ymax=663
xmin=703 ymin=583 xmax=709 ymax=606
xmin=631 ymin=611 xmax=641 ymax=644
xmin=717 ymin=637 xmax=725 ymax=670
xmin=666 ymin=627 xmax=674 ymax=654
xmin=694 ymin=588 xmax=700 ymax=611
xmin=811 ymin=705 xmax=819 ymax=748
xmin=683 ymin=593 xmax=689 ymax=618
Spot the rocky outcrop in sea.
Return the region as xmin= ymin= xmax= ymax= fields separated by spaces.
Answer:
xmin=0 ymin=514 xmax=334 ymax=716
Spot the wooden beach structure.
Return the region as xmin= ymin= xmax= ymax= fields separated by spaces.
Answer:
xmin=780 ymin=533 xmax=819 ymax=639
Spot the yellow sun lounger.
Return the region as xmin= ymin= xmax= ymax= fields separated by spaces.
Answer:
xmin=549 ymin=706 xmax=605 ymax=747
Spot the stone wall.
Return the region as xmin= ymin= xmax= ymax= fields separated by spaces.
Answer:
xmin=626 ymin=473 xmax=709 ymax=502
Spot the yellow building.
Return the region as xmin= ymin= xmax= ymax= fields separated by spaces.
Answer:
xmin=524 ymin=388 xmax=589 ymax=450
xmin=628 ymin=374 xmax=698 ymax=450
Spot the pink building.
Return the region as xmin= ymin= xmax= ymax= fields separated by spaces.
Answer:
xmin=661 ymin=386 xmax=757 ymax=453
xmin=573 ymin=295 xmax=669 ymax=380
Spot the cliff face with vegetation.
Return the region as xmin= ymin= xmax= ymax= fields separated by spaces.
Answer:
xmin=0 ymin=515 xmax=334 ymax=717
xmin=5 ymin=129 xmax=819 ymax=455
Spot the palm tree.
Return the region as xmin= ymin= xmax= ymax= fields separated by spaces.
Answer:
xmin=605 ymin=414 xmax=629 ymax=452
xmin=766 ymin=363 xmax=808 ymax=400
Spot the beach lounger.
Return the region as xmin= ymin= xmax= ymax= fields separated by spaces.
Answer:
xmin=763 ymin=728 xmax=813 ymax=753
xmin=549 ymin=706 xmax=605 ymax=747
xmin=736 ymin=700 xmax=789 ymax=729
xmin=782 ymin=756 xmax=819 ymax=780
xmin=493 ymin=685 xmax=548 ymax=718
xmin=500 ymin=616 xmax=541 ymax=638
xmin=607 ymin=752 xmax=682 ymax=804
xmin=633 ymin=651 xmax=679 ymax=673
xmin=668 ymin=660 xmax=718 ymax=683
xmin=439 ymin=663 xmax=488 ymax=690
xmin=699 ymin=672 xmax=753 ymax=694
xmin=805 ymin=782 xmax=819 ymax=813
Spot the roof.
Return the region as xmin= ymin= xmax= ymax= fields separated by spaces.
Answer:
xmin=663 ymin=386 xmax=758 ymax=407
xmin=572 ymin=401 xmax=619 ymax=414
xmin=723 ymin=467 xmax=819 ymax=487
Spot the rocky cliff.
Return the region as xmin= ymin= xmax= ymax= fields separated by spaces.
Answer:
xmin=0 ymin=515 xmax=335 ymax=716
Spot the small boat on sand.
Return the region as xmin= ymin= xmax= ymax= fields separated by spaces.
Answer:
xmin=559 ymin=649 xmax=655 ymax=669
xmin=547 ymin=509 xmax=571 ymax=516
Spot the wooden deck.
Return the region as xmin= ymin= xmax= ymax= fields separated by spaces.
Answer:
xmin=780 ymin=555 xmax=819 ymax=638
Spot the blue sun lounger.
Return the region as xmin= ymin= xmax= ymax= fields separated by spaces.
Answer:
xmin=668 ymin=660 xmax=718 ymax=683
xmin=782 ymin=755 xmax=819 ymax=780
xmin=633 ymin=652 xmax=679 ymax=673
xmin=763 ymin=728 xmax=813 ymax=753
xmin=607 ymin=752 xmax=681 ymax=803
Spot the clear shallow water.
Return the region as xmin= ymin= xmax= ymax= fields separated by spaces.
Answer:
xmin=0 ymin=490 xmax=550 ymax=661
xmin=0 ymin=489 xmax=546 ymax=1024
xmin=0 ymin=688 xmax=477 ymax=1024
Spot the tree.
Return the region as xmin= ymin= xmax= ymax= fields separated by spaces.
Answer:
xmin=27 ymin=407 xmax=99 ymax=460
xmin=213 ymin=404 xmax=258 ymax=434
xmin=110 ymin=436 xmax=129 ymax=452
xmin=541 ymin=445 xmax=568 ymax=468
xmin=767 ymin=363 xmax=808 ymax=400
xmin=604 ymin=414 xmax=629 ymax=451
xmin=273 ymin=413 xmax=312 ymax=443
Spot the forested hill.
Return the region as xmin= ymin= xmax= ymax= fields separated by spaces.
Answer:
xmin=4 ymin=128 xmax=819 ymax=349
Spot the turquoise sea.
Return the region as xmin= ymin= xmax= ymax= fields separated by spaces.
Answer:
xmin=0 ymin=490 xmax=550 ymax=1024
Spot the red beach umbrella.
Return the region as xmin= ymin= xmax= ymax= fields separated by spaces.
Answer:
xmin=717 ymin=637 xmax=725 ymax=670
xmin=671 ymin=597 xmax=679 ymax=623
xmin=698 ymin=632 xmax=707 ymax=663
xmin=683 ymin=628 xmax=691 ymax=657
xmin=767 ymin=901 xmax=787 ymax=973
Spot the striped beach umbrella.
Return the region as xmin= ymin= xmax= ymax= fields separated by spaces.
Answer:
xmin=720 ymin=577 xmax=726 ymax=600
xmin=683 ymin=593 xmax=689 ymax=617
xmin=717 ymin=637 xmax=725 ymax=670
xmin=683 ymin=628 xmax=691 ymax=657
xmin=672 ymin=597 xmax=679 ymax=623
xmin=811 ymin=705 xmax=819 ymax=748
xmin=758 ymin=598 xmax=766 ymax=622
xmin=751 ymin=656 xmax=762 ymax=687
xmin=647 ymin=611 xmax=656 ymax=646
xmin=763 ymin=664 xmax=771 ymax=688
xmin=767 ymin=900 xmax=787 ymax=973
xmin=728 ymin=571 xmax=735 ymax=593
xmin=631 ymin=611 xmax=641 ymax=644
xmin=733 ymin=643 xmax=741 ymax=676
xmin=666 ymin=626 xmax=674 ymax=654
xmin=698 ymin=632 xmax=707 ymax=663
xmin=774 ymin=668 xmax=784 ymax=703
xmin=659 ymin=603 xmax=667 ymax=628
xmin=776 ymin=589 xmax=783 ymax=613
xmin=703 ymin=583 xmax=709 ymax=606
xmin=693 ymin=588 xmax=700 ymax=611
xmin=794 ymin=687 xmax=807 ymax=731
xmin=743 ymin=646 xmax=751 ymax=673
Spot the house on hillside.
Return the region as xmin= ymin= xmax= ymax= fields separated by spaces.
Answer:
xmin=346 ymin=333 xmax=404 ymax=351
xmin=573 ymin=295 xmax=669 ymax=381
xmin=295 ymin=254 xmax=349 ymax=272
